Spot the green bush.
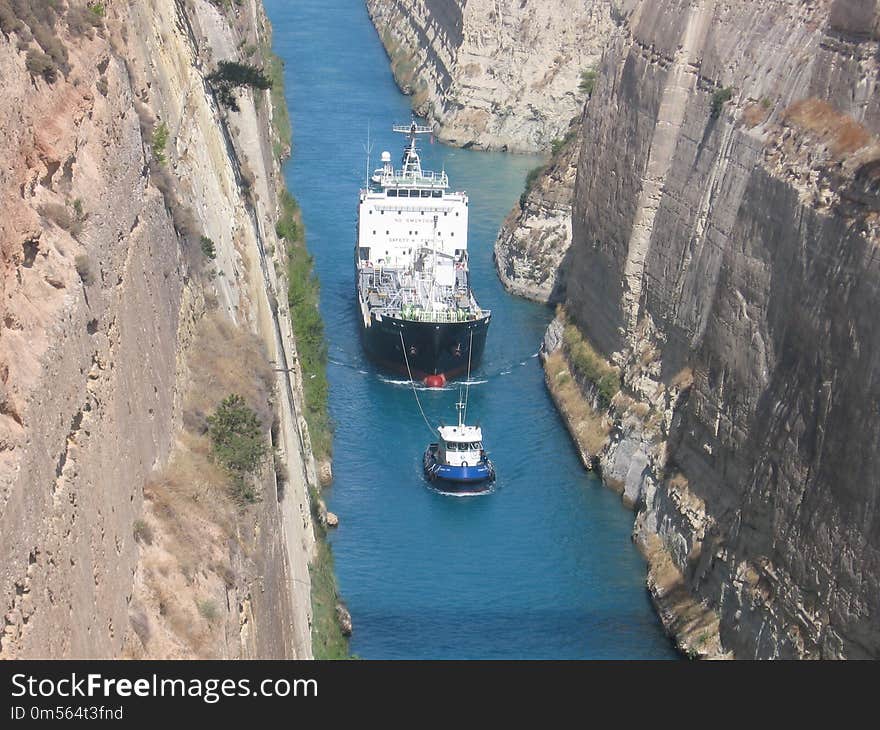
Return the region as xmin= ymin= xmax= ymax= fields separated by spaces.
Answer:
xmin=710 ymin=87 xmax=733 ymax=118
xmin=207 ymin=394 xmax=267 ymax=502
xmin=264 ymin=49 xmax=291 ymax=160
xmin=579 ymin=67 xmax=598 ymax=95
xmin=563 ymin=319 xmax=620 ymax=408
xmin=519 ymin=164 xmax=546 ymax=208
xmin=152 ymin=122 xmax=169 ymax=165
xmin=200 ymin=235 xmax=217 ymax=260
xmin=207 ymin=60 xmax=272 ymax=112
xmin=275 ymin=190 xmax=300 ymax=242
xmin=279 ymin=189 xmax=332 ymax=459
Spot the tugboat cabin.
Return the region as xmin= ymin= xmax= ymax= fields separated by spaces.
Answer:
xmin=437 ymin=424 xmax=484 ymax=467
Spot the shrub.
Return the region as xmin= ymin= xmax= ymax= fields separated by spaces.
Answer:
xmin=152 ymin=122 xmax=169 ymax=165
xmin=200 ymin=235 xmax=217 ymax=259
xmin=74 ymin=254 xmax=93 ymax=285
xmin=31 ymin=22 xmax=68 ymax=72
xmin=133 ymin=519 xmax=153 ymax=545
xmin=578 ymin=67 xmax=598 ymax=95
xmin=562 ymin=318 xmax=620 ymax=408
xmin=710 ymin=86 xmax=734 ymax=118
xmin=519 ymin=164 xmax=546 ymax=208
xmin=197 ymin=599 xmax=219 ymax=622
xmin=207 ymin=60 xmax=272 ymax=112
xmin=25 ymin=48 xmax=57 ymax=82
xmin=275 ymin=190 xmax=300 ymax=242
xmin=67 ymin=4 xmax=102 ymax=37
xmin=207 ymin=394 xmax=267 ymax=502
xmin=0 ymin=2 xmax=24 ymax=36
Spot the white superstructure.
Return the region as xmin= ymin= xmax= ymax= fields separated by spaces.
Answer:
xmin=356 ymin=121 xmax=487 ymax=325
xmin=437 ymin=424 xmax=484 ymax=467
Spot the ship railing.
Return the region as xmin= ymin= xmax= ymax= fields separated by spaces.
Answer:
xmin=375 ymin=170 xmax=449 ymax=188
xmin=397 ymin=307 xmax=490 ymax=323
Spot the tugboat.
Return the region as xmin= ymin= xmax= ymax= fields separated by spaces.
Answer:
xmin=355 ymin=120 xmax=491 ymax=387
xmin=423 ymin=394 xmax=495 ymax=491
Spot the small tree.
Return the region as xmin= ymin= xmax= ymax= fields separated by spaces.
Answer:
xmin=207 ymin=394 xmax=266 ymax=501
xmin=152 ymin=122 xmax=169 ymax=164
xmin=200 ymin=235 xmax=217 ymax=259
xmin=578 ymin=67 xmax=598 ymax=95
xmin=207 ymin=61 xmax=272 ymax=112
xmin=25 ymin=49 xmax=57 ymax=82
xmin=710 ymin=87 xmax=734 ymax=118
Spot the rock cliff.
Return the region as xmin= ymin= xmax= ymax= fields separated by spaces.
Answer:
xmin=494 ymin=121 xmax=579 ymax=302
xmin=546 ymin=0 xmax=880 ymax=658
xmin=365 ymin=0 xmax=614 ymax=151
xmin=0 ymin=0 xmax=318 ymax=658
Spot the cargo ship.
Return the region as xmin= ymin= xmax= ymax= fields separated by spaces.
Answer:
xmin=355 ymin=121 xmax=490 ymax=387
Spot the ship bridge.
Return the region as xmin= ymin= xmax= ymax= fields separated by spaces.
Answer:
xmin=370 ymin=122 xmax=448 ymax=190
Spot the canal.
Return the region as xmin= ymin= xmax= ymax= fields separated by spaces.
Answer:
xmin=265 ymin=0 xmax=676 ymax=659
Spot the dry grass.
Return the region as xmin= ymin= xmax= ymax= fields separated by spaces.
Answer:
xmin=742 ymin=102 xmax=769 ymax=129
xmin=670 ymin=367 xmax=694 ymax=390
xmin=545 ymin=351 xmax=611 ymax=457
xmin=183 ymin=314 xmax=274 ymax=437
xmin=127 ymin=313 xmax=278 ymax=657
xmin=558 ymin=308 xmax=620 ymax=407
xmin=784 ymin=98 xmax=871 ymax=157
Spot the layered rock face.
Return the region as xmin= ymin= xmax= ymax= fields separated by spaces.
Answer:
xmin=562 ymin=0 xmax=880 ymax=658
xmin=366 ymin=0 xmax=614 ymax=151
xmin=0 ymin=0 xmax=315 ymax=658
xmin=494 ymin=124 xmax=579 ymax=302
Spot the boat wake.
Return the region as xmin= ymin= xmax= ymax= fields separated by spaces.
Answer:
xmin=378 ymin=376 xmax=489 ymax=389
xmin=328 ymin=349 xmax=541 ymax=387
xmin=427 ymin=484 xmax=496 ymax=498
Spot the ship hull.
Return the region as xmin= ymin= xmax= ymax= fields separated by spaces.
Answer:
xmin=359 ymin=312 xmax=490 ymax=379
xmin=423 ymin=446 xmax=495 ymax=489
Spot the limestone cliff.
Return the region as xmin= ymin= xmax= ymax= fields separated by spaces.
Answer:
xmin=548 ymin=0 xmax=880 ymax=658
xmin=365 ymin=0 xmax=614 ymax=151
xmin=494 ymin=121 xmax=579 ymax=302
xmin=0 ymin=0 xmax=318 ymax=658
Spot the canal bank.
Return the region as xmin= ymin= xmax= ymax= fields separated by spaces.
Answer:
xmin=265 ymin=0 xmax=677 ymax=659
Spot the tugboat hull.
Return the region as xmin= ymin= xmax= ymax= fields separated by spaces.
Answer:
xmin=423 ymin=445 xmax=495 ymax=491
xmin=361 ymin=313 xmax=490 ymax=380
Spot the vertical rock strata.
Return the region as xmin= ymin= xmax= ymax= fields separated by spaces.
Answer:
xmin=0 ymin=0 xmax=316 ymax=658
xmin=365 ymin=0 xmax=615 ymax=151
xmin=494 ymin=124 xmax=580 ymax=303
xmin=558 ymin=0 xmax=880 ymax=658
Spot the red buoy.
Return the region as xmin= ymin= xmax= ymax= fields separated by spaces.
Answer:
xmin=423 ymin=374 xmax=446 ymax=388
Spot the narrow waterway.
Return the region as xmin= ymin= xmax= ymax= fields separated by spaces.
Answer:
xmin=266 ymin=0 xmax=676 ymax=659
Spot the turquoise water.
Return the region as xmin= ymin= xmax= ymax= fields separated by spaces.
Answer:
xmin=265 ymin=0 xmax=676 ymax=659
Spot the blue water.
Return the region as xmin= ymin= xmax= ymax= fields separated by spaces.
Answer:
xmin=265 ymin=0 xmax=676 ymax=659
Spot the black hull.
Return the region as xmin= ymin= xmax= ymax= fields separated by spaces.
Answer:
xmin=360 ymin=313 xmax=490 ymax=379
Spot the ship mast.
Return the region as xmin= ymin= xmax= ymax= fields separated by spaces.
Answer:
xmin=392 ymin=118 xmax=433 ymax=181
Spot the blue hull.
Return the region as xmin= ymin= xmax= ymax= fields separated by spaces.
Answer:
xmin=423 ymin=447 xmax=495 ymax=490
